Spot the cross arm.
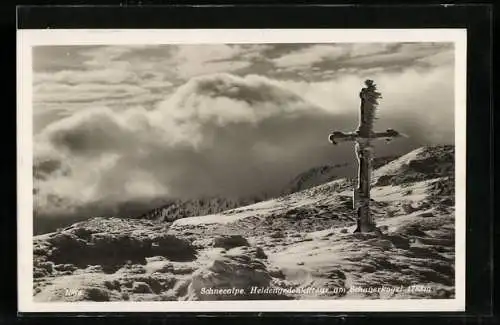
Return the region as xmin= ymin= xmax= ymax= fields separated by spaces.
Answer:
xmin=328 ymin=131 xmax=358 ymax=145
xmin=372 ymin=128 xmax=406 ymax=139
xmin=329 ymin=128 xmax=406 ymax=145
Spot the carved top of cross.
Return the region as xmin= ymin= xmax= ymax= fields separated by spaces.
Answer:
xmin=359 ymin=79 xmax=382 ymax=106
xmin=328 ymin=79 xmax=405 ymax=145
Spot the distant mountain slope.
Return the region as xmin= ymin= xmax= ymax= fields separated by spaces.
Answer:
xmin=34 ymin=196 xmax=266 ymax=235
xmin=373 ymin=145 xmax=454 ymax=186
xmin=281 ymin=155 xmax=401 ymax=196
xmin=136 ymin=196 xmax=264 ymax=222
xmin=140 ymin=154 xmax=402 ymax=223
xmin=280 ymin=163 xmax=350 ymax=196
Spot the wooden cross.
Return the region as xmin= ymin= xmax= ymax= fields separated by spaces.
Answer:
xmin=328 ymin=80 xmax=405 ymax=233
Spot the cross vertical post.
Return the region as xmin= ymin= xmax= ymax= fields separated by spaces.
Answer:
xmin=328 ymin=80 xmax=404 ymax=233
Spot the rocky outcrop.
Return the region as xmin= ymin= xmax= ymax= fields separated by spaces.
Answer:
xmin=212 ymin=235 xmax=249 ymax=249
xmin=187 ymin=246 xmax=281 ymax=300
xmin=34 ymin=218 xmax=197 ymax=274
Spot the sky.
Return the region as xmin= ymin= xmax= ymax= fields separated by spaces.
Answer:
xmin=32 ymin=42 xmax=455 ymax=219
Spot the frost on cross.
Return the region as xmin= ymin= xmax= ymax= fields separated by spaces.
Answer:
xmin=328 ymin=80 xmax=406 ymax=233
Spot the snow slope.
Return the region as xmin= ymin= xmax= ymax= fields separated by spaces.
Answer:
xmin=32 ymin=145 xmax=455 ymax=301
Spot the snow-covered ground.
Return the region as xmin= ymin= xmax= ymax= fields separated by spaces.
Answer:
xmin=32 ymin=145 xmax=456 ymax=301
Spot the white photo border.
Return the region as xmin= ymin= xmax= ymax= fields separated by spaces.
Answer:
xmin=17 ymin=28 xmax=467 ymax=313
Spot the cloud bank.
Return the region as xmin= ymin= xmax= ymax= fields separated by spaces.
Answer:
xmin=32 ymin=43 xmax=455 ymax=221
